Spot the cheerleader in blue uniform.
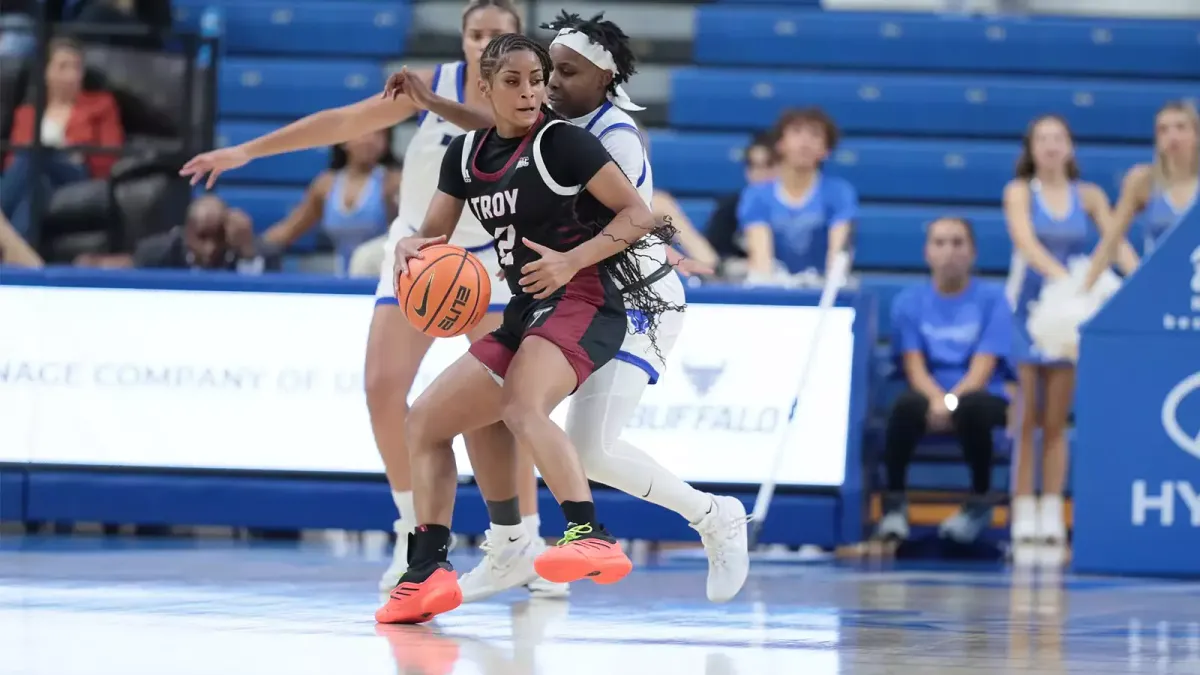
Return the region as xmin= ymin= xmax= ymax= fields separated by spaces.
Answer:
xmin=1002 ymin=115 xmax=1119 ymax=546
xmin=1086 ymin=100 xmax=1198 ymax=286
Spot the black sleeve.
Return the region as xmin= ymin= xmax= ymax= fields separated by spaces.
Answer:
xmin=706 ymin=193 xmax=744 ymax=258
xmin=540 ymin=122 xmax=614 ymax=188
xmin=436 ymin=134 xmax=469 ymax=200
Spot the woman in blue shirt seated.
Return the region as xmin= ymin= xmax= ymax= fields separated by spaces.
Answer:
xmin=259 ymin=129 xmax=401 ymax=274
xmin=876 ymin=216 xmax=1013 ymax=544
xmin=738 ymin=107 xmax=857 ymax=284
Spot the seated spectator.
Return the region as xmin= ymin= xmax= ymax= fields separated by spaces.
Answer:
xmin=0 ymin=0 xmax=36 ymax=57
xmin=259 ymin=130 xmax=400 ymax=275
xmin=632 ymin=121 xmax=718 ymax=274
xmin=133 ymin=195 xmax=277 ymax=272
xmin=739 ymin=108 xmax=856 ymax=284
xmin=705 ymin=133 xmax=778 ymax=264
xmin=875 ymin=216 xmax=1012 ymax=545
xmin=651 ymin=190 xmax=719 ymax=275
xmin=0 ymin=210 xmax=42 ymax=266
xmin=1 ymin=37 xmax=124 ymax=236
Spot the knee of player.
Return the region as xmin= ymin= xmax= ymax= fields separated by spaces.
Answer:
xmin=500 ymin=398 xmax=542 ymax=441
xmin=567 ymin=423 xmax=614 ymax=464
xmin=364 ymin=362 xmax=412 ymax=404
xmin=405 ymin=393 xmax=440 ymax=448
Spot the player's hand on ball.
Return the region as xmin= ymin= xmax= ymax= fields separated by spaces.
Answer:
xmin=519 ymin=238 xmax=578 ymax=299
xmin=392 ymin=235 xmax=447 ymax=277
xmin=180 ymin=146 xmax=251 ymax=189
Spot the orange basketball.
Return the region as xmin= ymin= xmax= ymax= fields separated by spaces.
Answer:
xmin=396 ymin=244 xmax=492 ymax=338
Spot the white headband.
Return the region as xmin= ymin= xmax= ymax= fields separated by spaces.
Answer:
xmin=550 ymin=28 xmax=644 ymax=112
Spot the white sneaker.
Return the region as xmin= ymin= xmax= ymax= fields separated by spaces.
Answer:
xmin=378 ymin=519 xmax=413 ymax=594
xmin=690 ymin=495 xmax=750 ymax=603
xmin=1010 ymin=495 xmax=1038 ymax=544
xmin=524 ymin=535 xmax=570 ymax=599
xmin=875 ymin=509 xmax=910 ymax=541
xmin=1038 ymin=494 xmax=1066 ymax=544
xmin=459 ymin=529 xmax=540 ymax=603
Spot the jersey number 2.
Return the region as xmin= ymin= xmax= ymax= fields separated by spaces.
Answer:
xmin=494 ymin=225 xmax=515 ymax=266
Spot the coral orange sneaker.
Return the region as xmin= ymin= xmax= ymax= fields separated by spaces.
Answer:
xmin=533 ymin=523 xmax=632 ymax=585
xmin=375 ymin=562 xmax=463 ymax=624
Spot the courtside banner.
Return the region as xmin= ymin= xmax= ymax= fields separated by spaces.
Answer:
xmin=0 ymin=285 xmax=854 ymax=487
xmin=1074 ymin=205 xmax=1200 ymax=576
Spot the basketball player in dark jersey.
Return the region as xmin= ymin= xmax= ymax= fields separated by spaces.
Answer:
xmin=376 ymin=33 xmax=678 ymax=624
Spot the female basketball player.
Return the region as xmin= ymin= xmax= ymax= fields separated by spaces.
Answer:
xmin=1084 ymin=100 xmax=1199 ymax=287
xmin=386 ymin=12 xmax=750 ymax=605
xmin=177 ymin=0 xmax=561 ymax=596
xmin=376 ymin=33 xmax=681 ymax=624
xmin=1003 ymin=115 xmax=1119 ymax=545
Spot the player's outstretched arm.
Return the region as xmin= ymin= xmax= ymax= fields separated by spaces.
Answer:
xmin=181 ymin=72 xmax=429 ymax=188
xmin=385 ymin=67 xmax=495 ymax=132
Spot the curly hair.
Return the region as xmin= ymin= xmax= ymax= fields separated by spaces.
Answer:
xmin=540 ymin=11 xmax=637 ymax=94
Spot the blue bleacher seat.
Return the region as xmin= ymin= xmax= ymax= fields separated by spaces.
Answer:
xmin=221 ymin=3 xmax=410 ymax=57
xmin=646 ymin=131 xmax=1146 ymax=203
xmin=693 ymin=10 xmax=1200 ymax=78
xmin=215 ymin=122 xmax=330 ymax=184
xmin=214 ymin=185 xmax=319 ymax=252
xmin=855 ymin=206 xmax=1010 ymax=273
xmin=670 ymin=68 xmax=1200 ymax=142
xmin=220 ymin=58 xmax=385 ymax=118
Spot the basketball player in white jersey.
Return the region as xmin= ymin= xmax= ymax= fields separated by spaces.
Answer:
xmin=179 ymin=0 xmax=564 ymax=597
xmin=385 ymin=12 xmax=750 ymax=604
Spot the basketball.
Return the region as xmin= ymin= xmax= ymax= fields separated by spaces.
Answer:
xmin=396 ymin=244 xmax=492 ymax=338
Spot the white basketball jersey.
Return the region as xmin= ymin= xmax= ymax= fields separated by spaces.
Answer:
xmin=575 ymin=102 xmax=654 ymax=206
xmin=574 ymin=102 xmax=676 ymax=293
xmin=396 ymin=62 xmax=491 ymax=249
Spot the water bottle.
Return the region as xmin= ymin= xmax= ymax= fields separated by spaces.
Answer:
xmin=198 ymin=5 xmax=223 ymax=69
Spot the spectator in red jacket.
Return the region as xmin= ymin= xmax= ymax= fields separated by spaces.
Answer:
xmin=1 ymin=37 xmax=125 ymax=236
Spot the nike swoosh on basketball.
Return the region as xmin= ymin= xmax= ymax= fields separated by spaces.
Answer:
xmin=414 ymin=272 xmax=435 ymax=317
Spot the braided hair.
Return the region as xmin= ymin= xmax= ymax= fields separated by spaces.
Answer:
xmin=540 ymin=11 xmax=638 ymax=100
xmin=479 ymin=32 xmax=552 ymax=83
xmin=478 ymin=33 xmax=681 ymax=359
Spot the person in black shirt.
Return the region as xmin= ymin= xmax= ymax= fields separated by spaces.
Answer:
xmin=706 ymin=133 xmax=778 ymax=266
xmin=376 ymin=33 xmax=676 ymax=625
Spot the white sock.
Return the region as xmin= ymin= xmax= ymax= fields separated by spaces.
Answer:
xmin=522 ymin=514 xmax=541 ymax=538
xmin=491 ymin=522 xmax=527 ymax=543
xmin=392 ymin=490 xmax=415 ymax=525
xmin=605 ymin=440 xmax=714 ymax=524
xmin=566 ymin=360 xmax=716 ymax=526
